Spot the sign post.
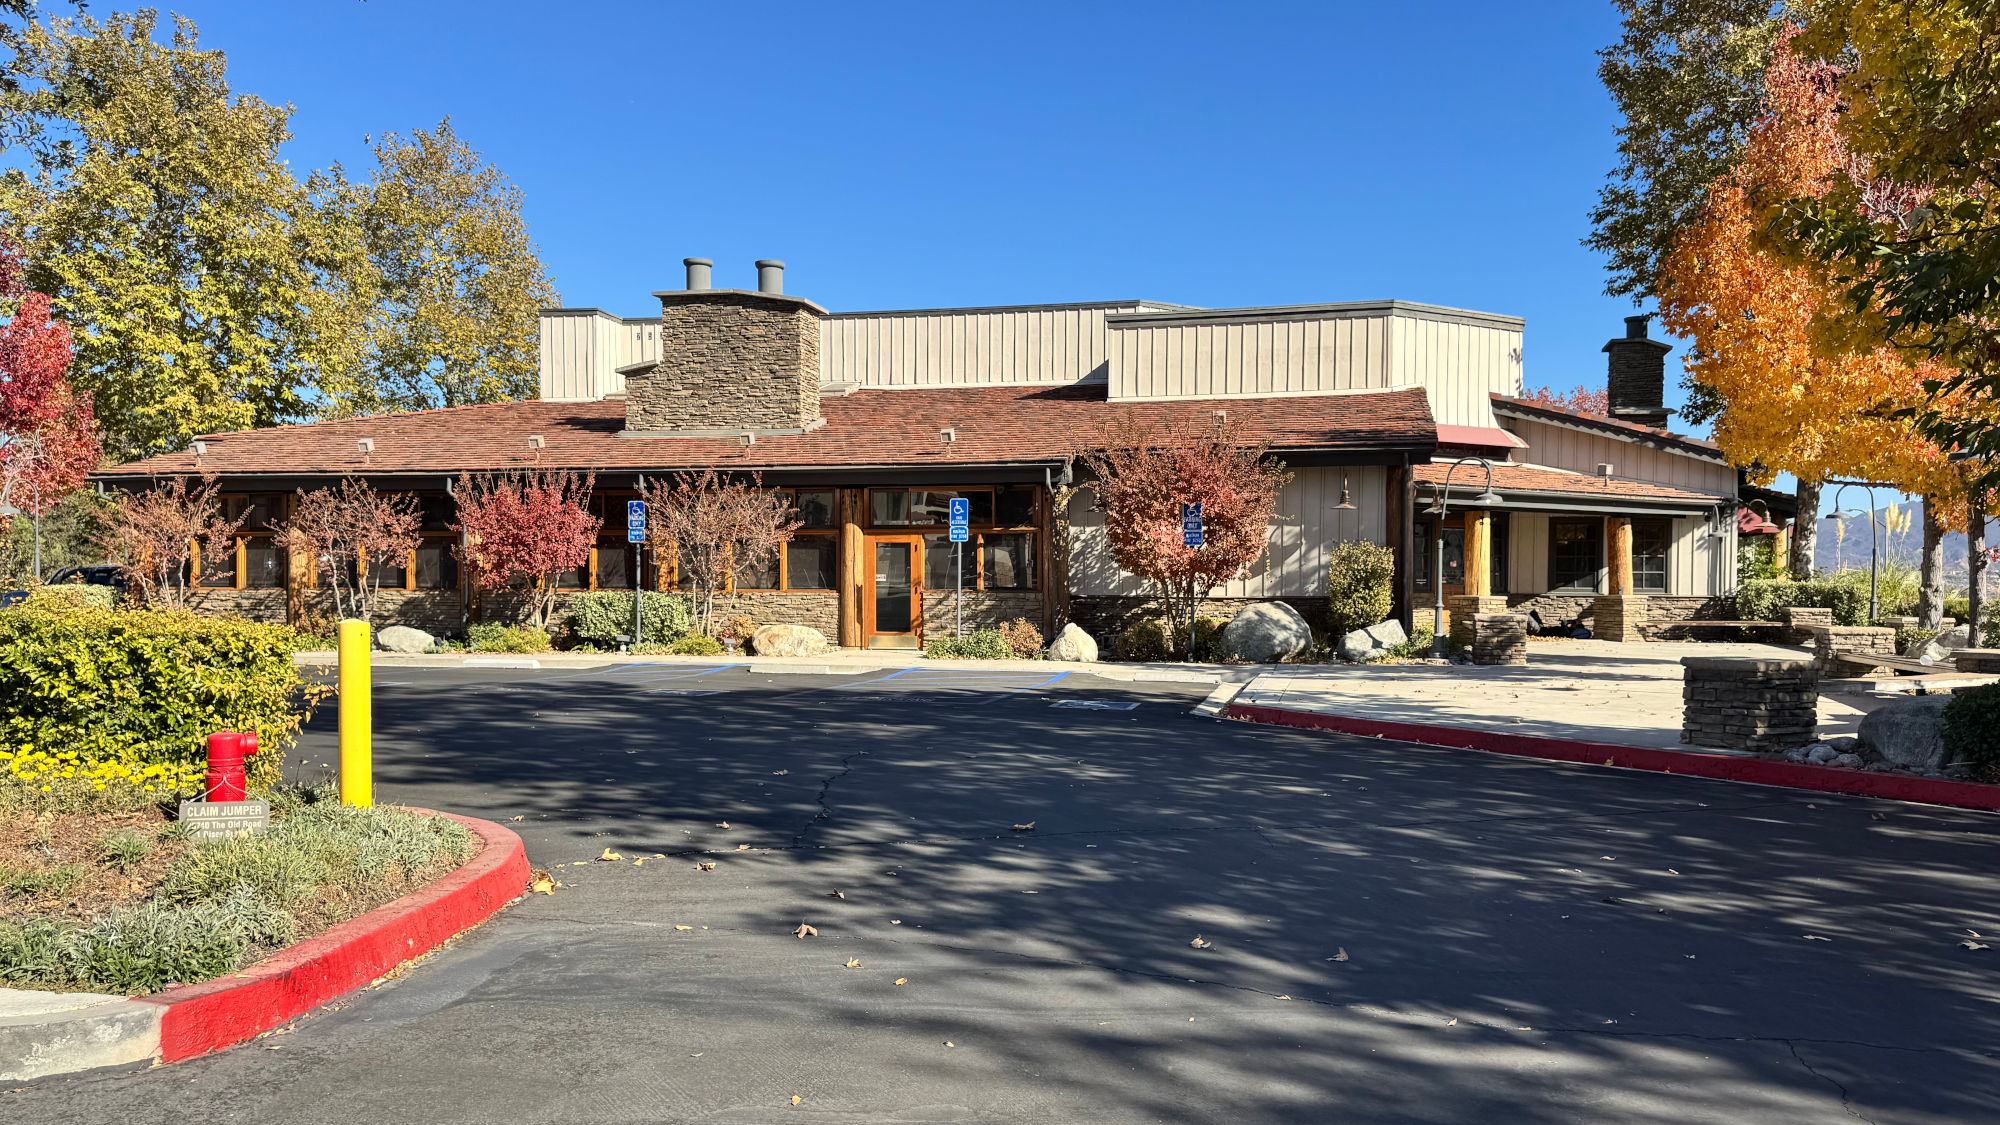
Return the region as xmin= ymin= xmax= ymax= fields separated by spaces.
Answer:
xmin=1181 ymin=501 xmax=1204 ymax=548
xmin=949 ymin=497 xmax=970 ymax=640
xmin=627 ymin=500 xmax=648 ymax=647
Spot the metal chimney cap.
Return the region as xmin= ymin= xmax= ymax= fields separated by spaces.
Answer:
xmin=755 ymin=260 xmax=786 ymax=295
xmin=754 ymin=259 xmax=785 ymax=270
xmin=1624 ymin=314 xmax=1652 ymax=339
xmin=683 ymin=257 xmax=715 ymax=267
xmin=683 ymin=258 xmax=714 ymax=291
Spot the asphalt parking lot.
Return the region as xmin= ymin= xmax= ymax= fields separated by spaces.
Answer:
xmin=9 ymin=661 xmax=2000 ymax=1124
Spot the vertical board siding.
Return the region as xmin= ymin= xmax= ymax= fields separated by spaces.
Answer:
xmin=1504 ymin=417 xmax=1736 ymax=494
xmin=539 ymin=310 xmax=658 ymax=401
xmin=822 ymin=304 xmax=1152 ymax=388
xmin=1067 ymin=467 xmax=1389 ymax=598
xmin=1510 ymin=513 xmax=1551 ymax=595
xmin=1105 ymin=314 xmax=1394 ymax=401
xmin=1390 ymin=318 xmax=1524 ymax=427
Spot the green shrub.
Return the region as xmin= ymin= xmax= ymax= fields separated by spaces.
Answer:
xmin=1824 ymin=564 xmax=1919 ymax=619
xmin=27 ymin=583 xmax=117 ymax=610
xmin=1178 ymin=615 xmax=1228 ymax=662
xmin=1738 ymin=534 xmax=1785 ymax=581
xmin=467 ymin=623 xmax=552 ymax=654
xmin=100 ymin=830 xmax=153 ymax=873
xmin=1326 ymin=541 xmax=1396 ymax=638
xmin=1945 ymin=593 xmax=1971 ymax=624
xmin=924 ymin=629 xmax=1010 ymax=660
xmin=1735 ymin=577 xmax=1867 ymax=626
xmin=565 ymin=590 xmax=693 ymax=647
xmin=159 ymin=800 xmax=474 ymax=910
xmin=0 ymin=884 xmax=299 ymax=995
xmin=1370 ymin=624 xmax=1438 ymax=662
xmin=1944 ymin=683 xmax=2000 ymax=779
xmin=1116 ymin=620 xmax=1172 ymax=662
xmin=0 ymin=861 xmax=86 ymax=900
xmin=668 ymin=633 xmax=724 ymax=656
xmin=0 ymin=602 xmax=316 ymax=795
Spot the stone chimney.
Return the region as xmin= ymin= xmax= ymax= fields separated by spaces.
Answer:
xmin=622 ymin=259 xmax=826 ymax=437
xmin=1603 ymin=314 xmax=1672 ymax=430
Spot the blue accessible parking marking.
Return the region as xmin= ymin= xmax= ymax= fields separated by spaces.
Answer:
xmin=802 ymin=667 xmax=1071 ymax=702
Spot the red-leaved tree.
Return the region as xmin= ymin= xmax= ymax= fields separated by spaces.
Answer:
xmin=1521 ymin=385 xmax=1612 ymax=417
xmin=286 ymin=478 xmax=422 ymax=626
xmin=644 ymin=470 xmax=799 ymax=637
xmin=452 ymin=470 xmax=598 ymax=627
xmin=98 ymin=475 xmax=246 ymax=609
xmin=1079 ymin=415 xmax=1289 ymax=659
xmin=0 ymin=239 xmax=98 ymax=518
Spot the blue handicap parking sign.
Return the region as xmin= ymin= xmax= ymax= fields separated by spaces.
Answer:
xmin=948 ymin=497 xmax=970 ymax=526
xmin=949 ymin=525 xmax=969 ymax=543
xmin=626 ymin=499 xmax=647 ymax=543
xmin=1181 ymin=501 xmax=1203 ymax=546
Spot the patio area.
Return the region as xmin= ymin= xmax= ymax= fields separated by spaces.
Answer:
xmin=1232 ymin=638 xmax=1889 ymax=752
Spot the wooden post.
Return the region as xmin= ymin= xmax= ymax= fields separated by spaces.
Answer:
xmin=1464 ymin=510 xmax=1491 ymax=597
xmin=839 ymin=488 xmax=863 ymax=648
xmin=1608 ymin=517 xmax=1633 ymax=595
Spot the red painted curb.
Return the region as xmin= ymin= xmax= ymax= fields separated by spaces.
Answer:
xmin=137 ymin=809 xmax=531 ymax=1063
xmin=1223 ymin=702 xmax=2000 ymax=812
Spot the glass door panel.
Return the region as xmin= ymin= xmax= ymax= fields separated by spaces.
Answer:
xmin=874 ymin=541 xmax=914 ymax=634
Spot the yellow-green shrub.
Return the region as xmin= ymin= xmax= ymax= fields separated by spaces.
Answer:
xmin=0 ymin=602 xmax=319 ymax=796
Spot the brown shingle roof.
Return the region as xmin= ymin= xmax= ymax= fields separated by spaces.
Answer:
xmin=1489 ymin=393 xmax=1726 ymax=462
xmin=1414 ymin=462 xmax=1727 ymax=504
xmin=97 ymin=383 xmax=1436 ymax=480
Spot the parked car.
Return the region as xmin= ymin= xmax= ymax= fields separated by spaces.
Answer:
xmin=0 ymin=588 xmax=25 ymax=608
xmin=46 ymin=565 xmax=128 ymax=590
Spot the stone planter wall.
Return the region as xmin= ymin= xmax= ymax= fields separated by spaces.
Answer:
xmin=1592 ymin=595 xmax=1649 ymax=643
xmin=1471 ymin=614 xmax=1527 ymax=665
xmin=1681 ymin=656 xmax=1817 ymax=751
xmin=1448 ymin=595 xmax=1507 ymax=647
xmin=1811 ymin=625 xmax=1896 ymax=676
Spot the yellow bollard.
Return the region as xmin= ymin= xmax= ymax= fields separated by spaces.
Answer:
xmin=338 ymin=618 xmax=372 ymax=808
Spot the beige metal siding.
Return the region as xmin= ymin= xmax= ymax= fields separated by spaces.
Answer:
xmin=1504 ymin=416 xmax=1734 ymax=494
xmin=822 ymin=304 xmax=1144 ymax=388
xmin=1067 ymin=467 xmax=1388 ymax=598
xmin=538 ymin=310 xmax=660 ymax=401
xmin=1391 ymin=317 xmax=1524 ymax=427
xmin=1106 ymin=314 xmax=1392 ymax=401
xmin=1509 ymin=512 xmax=1550 ymax=595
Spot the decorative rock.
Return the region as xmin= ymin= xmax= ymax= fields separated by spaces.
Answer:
xmin=1830 ymin=753 xmax=1865 ymax=769
xmin=1919 ymin=625 xmax=1974 ymax=665
xmin=748 ymin=623 xmax=831 ymax=658
xmin=1807 ymin=743 xmax=1839 ymax=764
xmin=1047 ymin=623 xmax=1099 ymax=663
xmin=1337 ymin=619 xmax=1407 ymax=663
xmin=1219 ymin=601 xmax=1313 ymax=663
xmin=1857 ymin=693 xmax=1955 ymax=772
xmin=377 ymin=625 xmax=435 ymax=654
xmin=1820 ymin=735 xmax=1861 ymax=755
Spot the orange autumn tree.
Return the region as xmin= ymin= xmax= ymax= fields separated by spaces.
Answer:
xmin=1659 ymin=29 xmax=1973 ymax=597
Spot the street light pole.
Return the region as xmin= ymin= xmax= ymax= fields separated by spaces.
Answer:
xmin=1425 ymin=457 xmax=1503 ymax=660
xmin=1832 ymin=482 xmax=1881 ymax=623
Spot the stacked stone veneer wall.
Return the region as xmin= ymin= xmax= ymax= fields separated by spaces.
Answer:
xmin=1681 ymin=656 xmax=1817 ymax=751
xmin=711 ymin=591 xmax=840 ymax=639
xmin=921 ymin=591 xmax=1045 ymax=638
xmin=1592 ymin=595 xmax=1648 ymax=643
xmin=1503 ymin=594 xmax=1735 ymax=640
xmin=628 ymin=292 xmax=821 ymax=432
xmin=1811 ymin=625 xmax=1897 ymax=676
xmin=1448 ymin=595 xmax=1507 ymax=646
xmin=1068 ymin=595 xmax=1329 ymax=648
xmin=1471 ymin=614 xmax=1527 ymax=665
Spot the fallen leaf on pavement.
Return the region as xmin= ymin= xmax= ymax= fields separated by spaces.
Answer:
xmin=508 ymin=815 xmax=524 ymax=822
xmin=1447 ymin=1018 xmax=1458 ymax=1026
xmin=675 ymin=925 xmax=692 ymax=931
xmin=1331 ymin=948 xmax=1349 ymax=962
xmin=773 ymin=770 xmax=788 ymax=775
xmin=1963 ymin=939 xmax=1990 ymax=951
xmin=598 ymin=849 xmax=623 ymax=862
xmin=1803 ymin=934 xmax=1832 ymax=941
xmin=791 ymin=1095 xmax=802 ymax=1106
xmin=895 ymin=978 xmax=907 ymax=985
xmin=633 ymin=859 xmax=645 ymax=866
xmin=529 ymin=870 xmax=556 ymax=895
xmin=826 ymin=891 xmax=845 ymax=899
xmin=794 ymin=923 xmax=818 ymax=938
xmin=717 ymin=821 xmax=731 ymax=829
xmin=845 ymin=958 xmax=862 ymax=968
xmin=1011 ymin=821 xmax=1036 ymax=831
xmin=737 ymin=844 xmax=751 ymax=851
xmin=944 ymin=1040 xmax=955 ymax=1047
xmin=1190 ymin=935 xmax=1211 ymax=949
xmin=696 ymin=862 xmax=716 ymax=871
xmin=1276 ymin=994 xmax=1293 ymax=1001
xmin=891 ymin=919 xmax=902 ymax=925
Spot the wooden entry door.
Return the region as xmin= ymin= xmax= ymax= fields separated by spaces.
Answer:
xmin=1438 ymin=516 xmax=1467 ymax=599
xmin=864 ymin=535 xmax=924 ymax=649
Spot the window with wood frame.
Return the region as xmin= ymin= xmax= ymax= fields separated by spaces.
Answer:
xmin=729 ymin=488 xmax=838 ymax=592
xmin=871 ymin=486 xmax=1042 ymax=594
xmin=206 ymin=494 xmax=288 ymax=589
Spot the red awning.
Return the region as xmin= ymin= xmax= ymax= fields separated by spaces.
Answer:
xmin=1436 ymin=424 xmax=1528 ymax=450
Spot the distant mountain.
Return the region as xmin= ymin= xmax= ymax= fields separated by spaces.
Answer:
xmin=1811 ymin=508 xmax=1998 ymax=579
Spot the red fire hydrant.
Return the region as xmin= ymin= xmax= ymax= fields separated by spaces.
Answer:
xmin=203 ymin=730 xmax=259 ymax=803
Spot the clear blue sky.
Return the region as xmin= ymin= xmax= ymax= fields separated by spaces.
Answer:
xmin=158 ymin=0 xmax=1657 ymax=407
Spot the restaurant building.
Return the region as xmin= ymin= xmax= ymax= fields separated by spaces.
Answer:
xmin=95 ymin=258 xmax=1772 ymax=647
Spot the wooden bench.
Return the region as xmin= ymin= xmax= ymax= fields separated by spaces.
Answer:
xmin=1953 ymin=649 xmax=2000 ymax=674
xmin=1680 ymin=620 xmax=1782 ymax=628
xmin=1829 ymin=649 xmax=1933 ymax=675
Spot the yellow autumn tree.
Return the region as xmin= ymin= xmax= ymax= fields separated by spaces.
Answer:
xmin=1660 ymin=28 xmax=1975 ymax=616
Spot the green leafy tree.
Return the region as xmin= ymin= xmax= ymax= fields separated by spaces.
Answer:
xmin=0 ymin=10 xmax=367 ymax=459
xmin=1587 ymin=1 xmax=1786 ymax=423
xmin=321 ymin=119 xmax=558 ymax=416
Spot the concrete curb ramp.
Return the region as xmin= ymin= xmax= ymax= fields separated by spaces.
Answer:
xmin=0 ymin=810 xmax=528 ymax=1081
xmin=1223 ymin=702 xmax=2000 ymax=812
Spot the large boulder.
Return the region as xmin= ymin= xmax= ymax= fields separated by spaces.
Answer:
xmin=1920 ymin=625 xmax=1974 ymax=665
xmin=1858 ymin=693 xmax=1956 ymax=771
xmin=1337 ymin=619 xmax=1407 ymax=663
xmin=1221 ymin=601 xmax=1314 ymax=664
xmin=1047 ymin=622 xmax=1099 ymax=663
xmin=377 ymin=625 xmax=435 ymax=654
xmin=749 ymin=623 xmax=831 ymax=658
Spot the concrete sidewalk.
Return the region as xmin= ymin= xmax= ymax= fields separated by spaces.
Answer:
xmin=1232 ymin=638 xmax=1879 ymax=751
